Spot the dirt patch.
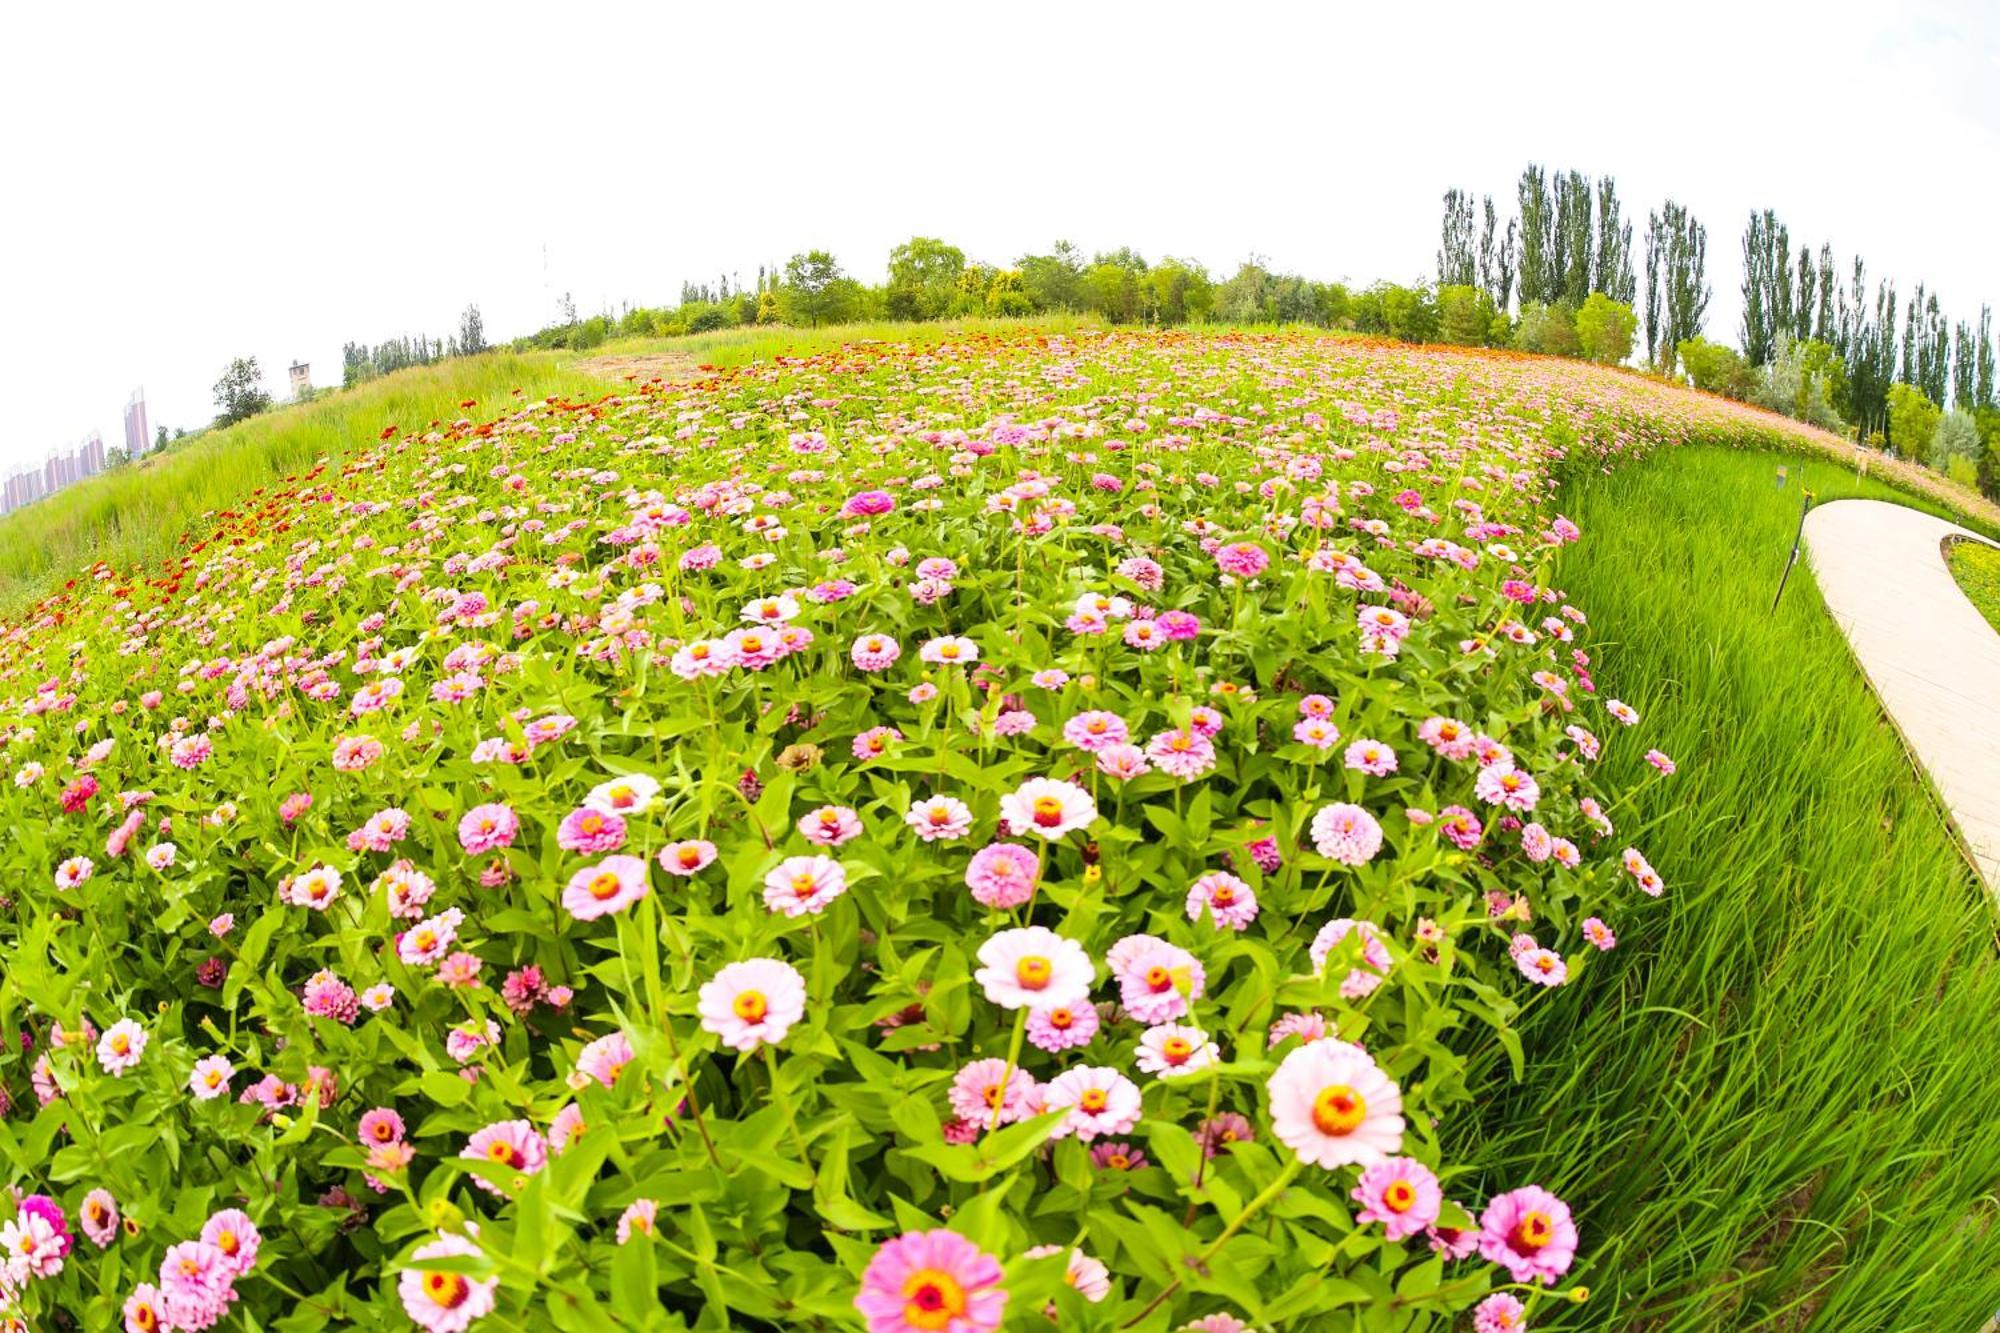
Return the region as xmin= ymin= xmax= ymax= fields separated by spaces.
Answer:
xmin=570 ymin=350 xmax=707 ymax=387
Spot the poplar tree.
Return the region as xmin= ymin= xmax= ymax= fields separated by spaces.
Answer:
xmin=1554 ymin=171 xmax=1593 ymax=307
xmin=1477 ymin=197 xmax=1517 ymax=312
xmin=1437 ymin=189 xmax=1477 ymax=288
xmin=1593 ymin=177 xmax=1634 ymax=304
xmin=1517 ymin=166 xmax=1553 ymax=306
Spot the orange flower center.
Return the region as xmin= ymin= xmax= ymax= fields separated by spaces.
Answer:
xmin=486 ymin=1140 xmax=518 ymax=1165
xmin=589 ymin=872 xmax=623 ymax=900
xmin=733 ymin=990 xmax=768 ymax=1022
xmin=1161 ymin=1036 xmax=1193 ymax=1063
xmin=677 ymin=846 xmax=703 ymax=868
xmin=1384 ymin=1180 xmax=1417 ymax=1212
xmin=1079 ymin=1087 xmax=1109 ymax=1113
xmin=1514 ymin=1210 xmax=1556 ymax=1251
xmin=1311 ymin=1084 xmax=1367 ymax=1135
xmin=1212 ymin=886 xmax=1235 ymax=905
xmin=1047 ymin=1008 xmax=1073 ymax=1029
xmin=1014 ymin=956 xmax=1052 ymax=990
xmin=901 ymin=1269 xmax=968 ymax=1330
xmin=424 ymin=1271 xmax=471 ymax=1308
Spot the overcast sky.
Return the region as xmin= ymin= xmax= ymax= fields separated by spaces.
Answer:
xmin=3 ymin=0 xmax=1996 ymax=475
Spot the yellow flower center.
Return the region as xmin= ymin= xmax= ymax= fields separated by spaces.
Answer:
xmin=486 ymin=1141 xmax=518 ymax=1165
xmin=424 ymin=1271 xmax=471 ymax=1308
xmin=733 ymin=990 xmax=768 ymax=1022
xmin=1514 ymin=1210 xmax=1556 ymax=1251
xmin=1384 ymin=1180 xmax=1417 ymax=1213
xmin=1079 ymin=1087 xmax=1109 ymax=1113
xmin=589 ymin=872 xmax=623 ymax=900
xmin=1031 ymin=796 xmax=1064 ymax=825
xmin=1312 ymin=1084 xmax=1367 ymax=1135
xmin=901 ymin=1269 xmax=968 ymax=1330
xmin=1015 ymin=956 xmax=1053 ymax=990
xmin=1161 ymin=1036 xmax=1193 ymax=1063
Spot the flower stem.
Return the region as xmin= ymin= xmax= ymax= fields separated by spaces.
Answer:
xmin=989 ymin=1006 xmax=1029 ymax=1134
xmin=1124 ymin=1158 xmax=1304 ymax=1328
xmin=763 ymin=1042 xmax=815 ymax=1183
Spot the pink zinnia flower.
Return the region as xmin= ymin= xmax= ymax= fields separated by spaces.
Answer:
xmin=1343 ymin=738 xmax=1397 ymax=776
xmin=200 ymin=1209 xmax=261 ymax=1279
xmin=998 ymin=778 xmax=1096 ymax=840
xmin=1022 ymin=1244 xmax=1111 ymax=1302
xmin=1310 ymin=803 xmax=1383 ymax=865
xmin=457 ymin=803 xmax=519 ymax=854
xmin=851 ymin=634 xmax=902 ymax=672
xmin=1309 ymin=918 xmax=1393 ymax=997
xmin=657 ymin=838 xmax=718 ymax=876
xmin=1516 ymin=945 xmax=1568 ymax=986
xmin=359 ymin=1107 xmax=407 ymax=1148
xmin=1042 ymin=1065 xmax=1143 ymax=1141
xmin=1292 ymin=717 xmax=1340 ymax=750
xmin=574 ymin=1032 xmax=635 ymax=1088
xmin=398 ymin=1232 xmax=498 ymax=1331
xmin=975 ymin=927 xmax=1094 ymax=1010
xmin=1062 ymin=710 xmax=1129 ymax=753
xmin=617 ymin=1199 xmax=659 ymax=1245
xmin=946 ymin=1058 xmax=1039 ymax=1126
xmin=1267 ymin=1039 xmax=1404 ymax=1168
xmin=799 ymin=805 xmax=863 ymax=848
xmin=1025 ymin=1002 xmax=1099 ymax=1053
xmin=1582 ymin=917 xmax=1617 ymax=950
xmin=698 ymin=957 xmax=807 ymax=1052
xmin=1145 ymin=728 xmax=1216 ymax=780
xmin=1095 ymin=743 xmax=1151 ymax=781
xmin=189 ymin=1054 xmax=234 ymax=1100
xmin=1215 ymin=542 xmax=1269 ymax=578
xmin=1646 ymin=748 xmax=1676 ymax=774
xmin=462 ymin=1119 xmax=548 ymax=1193
xmin=1134 ymin=1023 xmax=1219 ymax=1078
xmin=1479 ymin=1185 xmax=1578 ymax=1285
xmin=918 ymin=635 xmax=979 ymax=666
xmin=1351 ymin=1157 xmax=1442 ymax=1240
xmin=97 ymin=1019 xmax=147 ymax=1075
xmin=906 ymin=795 xmax=974 ymax=843
xmin=557 ymin=807 xmax=627 ymax=854
xmin=965 ymin=843 xmax=1039 ymax=910
xmin=854 ymin=1229 xmax=1007 ymax=1333
xmin=1475 ymin=765 xmax=1541 ymax=812
xmin=1090 ymin=1140 xmax=1147 ymax=1171
xmin=398 ymin=907 xmax=464 ymax=967
xmin=80 ymin=1189 xmax=118 ymax=1248
xmin=1474 ymin=1293 xmax=1527 ymax=1332
xmin=761 ymin=854 xmax=847 ymax=916
xmin=1109 ymin=934 xmax=1204 ymax=1023
xmin=1436 ymin=805 xmax=1483 ymax=850
xmin=563 ymin=855 xmax=650 ymax=920
xmin=1185 ymin=870 xmax=1258 ymax=929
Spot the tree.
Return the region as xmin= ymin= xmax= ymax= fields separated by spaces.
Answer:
xmin=458 ymin=304 xmax=487 ymax=356
xmin=1082 ymin=260 xmax=1144 ymax=324
xmin=1934 ymin=409 xmax=1981 ymax=466
xmin=1438 ymin=189 xmax=1477 ymax=288
xmin=1656 ymin=201 xmax=1709 ymax=375
xmin=886 ymin=237 xmax=966 ymax=321
xmin=782 ymin=250 xmax=844 ymax=327
xmin=1478 ymin=197 xmax=1516 ymax=313
xmin=1593 ymin=177 xmax=1634 ymax=304
xmin=1885 ymin=382 xmax=1941 ymax=462
xmin=1978 ymin=306 xmax=1995 ymax=408
xmin=985 ymin=269 xmax=1034 ymax=317
xmin=213 ymin=357 xmax=273 ymax=427
xmin=1678 ymin=337 xmax=1755 ymax=399
xmin=1017 ymin=242 xmax=1084 ymax=312
xmin=154 ymin=425 xmax=167 ymax=451
xmin=1553 ymin=170 xmax=1593 ymax=308
xmin=1517 ymin=165 xmax=1553 ymax=307
xmin=1574 ymin=293 xmax=1637 ymax=364
xmin=1515 ymin=302 xmax=1580 ymax=357
xmin=1436 ymin=284 xmax=1498 ymax=346
xmin=1145 ymin=258 xmax=1212 ymax=325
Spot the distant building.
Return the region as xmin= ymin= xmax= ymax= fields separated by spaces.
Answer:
xmin=124 ymin=389 xmax=151 ymax=457
xmin=289 ymin=361 xmax=311 ymax=398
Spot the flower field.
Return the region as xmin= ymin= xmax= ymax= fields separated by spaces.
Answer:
xmin=0 ymin=330 xmax=1963 ymax=1330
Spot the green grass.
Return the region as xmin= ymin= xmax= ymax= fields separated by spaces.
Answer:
xmin=0 ymin=352 xmax=604 ymax=614
xmin=1949 ymin=538 xmax=2000 ymax=635
xmin=1463 ymin=447 xmax=2000 ymax=1329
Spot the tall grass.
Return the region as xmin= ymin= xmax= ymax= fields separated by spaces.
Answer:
xmin=0 ymin=353 xmax=602 ymax=613
xmin=1463 ymin=447 xmax=2000 ymax=1329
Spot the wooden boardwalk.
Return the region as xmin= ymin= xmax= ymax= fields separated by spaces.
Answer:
xmin=1802 ymin=499 xmax=2000 ymax=891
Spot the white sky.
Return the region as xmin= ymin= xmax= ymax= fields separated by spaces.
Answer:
xmin=4 ymin=0 xmax=1997 ymax=474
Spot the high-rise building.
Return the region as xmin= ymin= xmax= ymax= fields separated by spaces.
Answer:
xmin=124 ymin=389 xmax=151 ymax=457
xmin=289 ymin=362 xmax=311 ymax=398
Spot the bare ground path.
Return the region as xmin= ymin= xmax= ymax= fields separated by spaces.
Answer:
xmin=1803 ymin=499 xmax=2000 ymax=890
